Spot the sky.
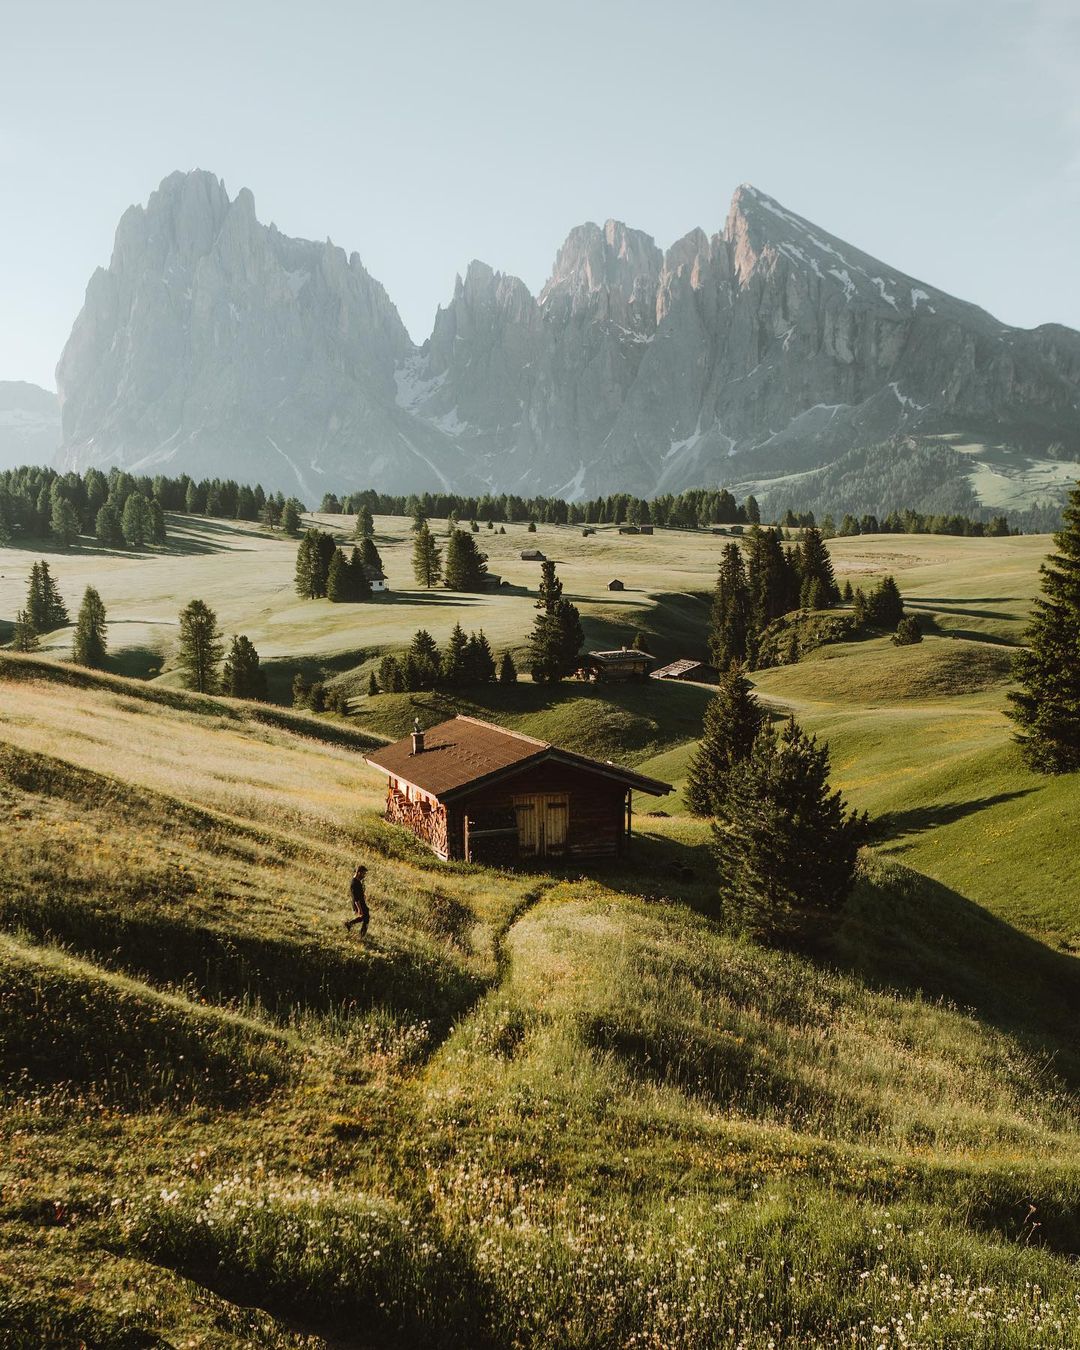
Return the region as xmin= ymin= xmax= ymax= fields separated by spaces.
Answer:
xmin=2 ymin=0 xmax=1078 ymax=390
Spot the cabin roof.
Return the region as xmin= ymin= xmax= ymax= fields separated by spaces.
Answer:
xmin=652 ymin=658 xmax=707 ymax=678
xmin=588 ymin=647 xmax=654 ymax=665
xmin=364 ymin=714 xmax=670 ymax=801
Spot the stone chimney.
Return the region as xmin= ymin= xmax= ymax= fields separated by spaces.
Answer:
xmin=411 ymin=718 xmax=425 ymax=755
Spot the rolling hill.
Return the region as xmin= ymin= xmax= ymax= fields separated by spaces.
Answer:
xmin=2 ymin=518 xmax=1080 ymax=1344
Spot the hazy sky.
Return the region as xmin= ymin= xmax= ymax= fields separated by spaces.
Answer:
xmin=2 ymin=0 xmax=1078 ymax=389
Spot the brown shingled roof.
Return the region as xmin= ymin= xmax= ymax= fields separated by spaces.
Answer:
xmin=364 ymin=715 xmax=671 ymax=800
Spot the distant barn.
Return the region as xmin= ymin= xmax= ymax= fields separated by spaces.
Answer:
xmin=364 ymin=563 xmax=388 ymax=592
xmin=520 ymin=549 xmax=547 ymax=561
xmin=365 ymin=716 xmax=670 ymax=864
xmin=581 ymin=648 xmax=654 ymax=682
xmin=652 ymin=659 xmax=715 ymax=683
xmin=607 ymin=578 xmax=624 ymax=591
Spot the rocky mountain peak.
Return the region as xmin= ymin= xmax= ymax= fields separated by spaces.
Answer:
xmin=540 ymin=219 xmax=662 ymax=323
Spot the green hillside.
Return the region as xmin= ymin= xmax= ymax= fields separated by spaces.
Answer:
xmin=2 ymin=524 xmax=1079 ymax=1345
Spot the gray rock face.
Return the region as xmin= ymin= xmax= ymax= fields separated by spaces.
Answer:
xmin=57 ymin=173 xmax=1080 ymax=498
xmin=0 ymin=382 xmax=60 ymax=471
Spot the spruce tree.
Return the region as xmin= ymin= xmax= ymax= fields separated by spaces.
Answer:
xmin=350 ymin=546 xmax=372 ymax=599
xmin=442 ymin=622 xmax=469 ymax=686
xmin=326 ymin=549 xmax=350 ymax=602
xmin=222 ymin=634 xmax=267 ymax=700
xmin=498 ymin=650 xmax=518 ymax=684
xmin=94 ymin=502 xmax=124 ymax=548
xmin=51 ymin=495 xmax=81 ymax=547
xmin=406 ymin=630 xmax=441 ymax=689
xmin=360 ymin=537 xmax=383 ymax=574
xmin=367 ymin=671 xmax=379 ymax=696
xmin=865 ymin=576 xmax=904 ymax=629
xmin=281 ymin=499 xmax=302 ymax=535
xmin=685 ymin=666 xmax=766 ymax=817
xmin=1008 ymin=484 xmax=1080 ymax=771
xmin=893 ymin=616 xmax=922 ymax=646
xmin=121 ymin=492 xmax=152 ymax=548
xmin=295 ymin=531 xmax=318 ymax=598
xmin=412 ymin=522 xmax=442 ymax=588
xmin=536 ymin=559 xmax=563 ymax=610
xmin=27 ymin=561 xmax=67 ymax=631
xmin=355 ymin=504 xmax=375 ymax=539
xmin=798 ymin=526 xmax=839 ymax=605
xmin=10 ymin=610 xmax=39 ymax=652
xmin=713 ymin=717 xmax=865 ymax=940
xmin=467 ymin=630 xmax=496 ymax=683
xmin=378 ymin=654 xmax=405 ymax=693
xmin=176 ymin=599 xmax=223 ymax=694
xmin=709 ymin=542 xmax=751 ymax=671
xmin=443 ymin=529 xmax=489 ymax=591
xmin=72 ymin=586 xmax=108 ymax=668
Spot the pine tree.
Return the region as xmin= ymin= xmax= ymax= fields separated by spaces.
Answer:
xmin=536 ymin=560 xmax=563 ymax=610
xmin=798 ymin=526 xmax=838 ymax=606
xmin=529 ymin=599 xmax=584 ymax=684
xmin=326 ymin=549 xmax=350 ymax=602
xmin=367 ymin=671 xmax=379 ymax=696
xmin=51 ymin=495 xmax=81 ymax=547
xmin=842 ymin=579 xmax=854 ymax=602
xmin=26 ymin=561 xmax=67 ymax=632
xmin=709 ymin=542 xmax=751 ymax=670
xmin=865 ymin=576 xmax=904 ymax=629
xmin=498 ymin=650 xmax=518 ymax=684
xmin=121 ymin=492 xmax=152 ymax=548
xmin=360 ymin=537 xmax=383 ymax=574
xmin=148 ymin=499 xmax=167 ymax=545
xmin=713 ymin=717 xmax=865 ymax=940
xmin=443 ymin=529 xmax=489 ymax=591
xmin=378 ymin=654 xmax=405 ymax=693
xmin=10 ymin=610 xmax=39 ymax=652
xmin=466 ymin=630 xmax=496 ymax=683
xmin=412 ymin=522 xmax=443 ymax=588
xmin=95 ymin=502 xmax=125 ymax=548
xmin=72 ymin=586 xmax=108 ymax=668
xmin=176 ymin=599 xmax=223 ymax=694
xmin=295 ymin=531 xmax=317 ymax=598
xmin=685 ymin=666 xmax=766 ymax=817
xmin=1008 ymin=484 xmax=1080 ymax=771
xmin=281 ymin=499 xmax=302 ymax=535
xmin=222 ymin=634 xmax=267 ymax=699
xmin=442 ymin=623 xmax=469 ymax=686
xmin=355 ymin=504 xmax=375 ymax=539
xmin=406 ymin=630 xmax=441 ymax=689
xmin=350 ymin=546 xmax=372 ymax=599
xmin=412 ymin=503 xmax=427 ymax=532
xmin=851 ymin=588 xmax=867 ymax=629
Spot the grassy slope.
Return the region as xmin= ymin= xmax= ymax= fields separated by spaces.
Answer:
xmin=3 ymin=528 xmax=1080 ymax=1345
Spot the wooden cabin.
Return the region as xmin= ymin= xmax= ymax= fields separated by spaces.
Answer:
xmin=581 ymin=648 xmax=655 ymax=682
xmin=607 ymin=578 xmax=624 ymax=591
xmin=520 ymin=549 xmax=547 ymax=561
xmin=364 ymin=563 xmax=388 ymax=593
xmin=364 ymin=716 xmax=670 ymax=865
xmin=651 ymin=658 xmax=715 ymax=683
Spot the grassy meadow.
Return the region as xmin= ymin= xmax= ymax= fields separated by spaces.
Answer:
xmin=2 ymin=512 xmax=1079 ymax=1346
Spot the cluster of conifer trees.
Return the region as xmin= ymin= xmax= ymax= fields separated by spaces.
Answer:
xmin=294 ymin=530 xmax=381 ymax=602
xmin=0 ymin=467 xmax=168 ymax=550
xmin=174 ymin=598 xmax=266 ymax=699
xmin=369 ymin=626 xmax=513 ymax=696
xmin=686 ymin=667 xmax=866 ymax=939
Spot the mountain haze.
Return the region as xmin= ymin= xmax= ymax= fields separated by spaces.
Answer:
xmin=55 ymin=171 xmax=1080 ymax=500
xmin=0 ymin=381 xmax=60 ymax=471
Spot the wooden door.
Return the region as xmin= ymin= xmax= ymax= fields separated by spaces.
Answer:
xmin=514 ymin=797 xmax=539 ymax=856
xmin=513 ymin=793 xmax=569 ymax=857
xmin=542 ymin=794 xmax=569 ymax=856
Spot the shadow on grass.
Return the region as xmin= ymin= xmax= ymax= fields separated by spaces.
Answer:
xmin=872 ymin=790 xmax=1037 ymax=841
xmin=830 ymin=862 xmax=1080 ymax=1088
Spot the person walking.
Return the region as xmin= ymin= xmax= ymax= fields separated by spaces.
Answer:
xmin=345 ymin=863 xmax=369 ymax=935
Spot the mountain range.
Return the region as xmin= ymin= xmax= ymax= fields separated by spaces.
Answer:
xmin=49 ymin=171 xmax=1080 ymax=504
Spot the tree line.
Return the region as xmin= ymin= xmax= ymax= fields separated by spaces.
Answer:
xmin=321 ymin=486 xmax=763 ymax=530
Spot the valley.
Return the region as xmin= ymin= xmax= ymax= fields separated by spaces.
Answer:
xmin=2 ymin=515 xmax=1079 ymax=1345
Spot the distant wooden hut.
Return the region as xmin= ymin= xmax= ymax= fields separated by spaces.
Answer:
xmin=639 ymin=525 xmax=654 ymax=535
xmin=581 ymin=648 xmax=654 ymax=682
xmin=365 ymin=716 xmax=670 ymax=864
xmin=363 ymin=563 xmax=388 ymax=593
xmin=520 ymin=549 xmax=547 ymax=561
xmin=607 ymin=578 xmax=624 ymax=591
xmin=651 ymin=659 xmax=715 ymax=683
